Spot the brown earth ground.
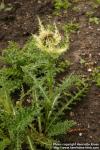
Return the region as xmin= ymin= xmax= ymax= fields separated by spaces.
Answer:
xmin=0 ymin=0 xmax=100 ymax=146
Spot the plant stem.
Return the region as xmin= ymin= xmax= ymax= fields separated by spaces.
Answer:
xmin=27 ymin=136 xmax=36 ymax=150
xmin=34 ymin=91 xmax=42 ymax=133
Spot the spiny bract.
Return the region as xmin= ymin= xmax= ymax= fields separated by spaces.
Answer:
xmin=33 ymin=18 xmax=69 ymax=57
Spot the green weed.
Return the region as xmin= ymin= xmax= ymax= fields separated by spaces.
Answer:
xmin=0 ymin=0 xmax=12 ymax=11
xmin=89 ymin=17 xmax=100 ymax=25
xmin=95 ymin=0 xmax=100 ymax=4
xmin=63 ymin=22 xmax=79 ymax=33
xmin=53 ymin=0 xmax=71 ymax=14
xmin=92 ymin=67 xmax=100 ymax=87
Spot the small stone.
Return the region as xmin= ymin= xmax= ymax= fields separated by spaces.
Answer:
xmin=88 ymin=68 xmax=92 ymax=72
xmin=89 ymin=53 xmax=92 ymax=59
xmin=97 ymin=28 xmax=100 ymax=31
xmin=88 ymin=26 xmax=93 ymax=30
xmin=88 ymin=124 xmax=90 ymax=128
xmin=38 ymin=0 xmax=41 ymax=4
xmin=90 ymin=136 xmax=93 ymax=139
xmin=26 ymin=99 xmax=31 ymax=103
xmin=79 ymin=133 xmax=82 ymax=136
xmin=70 ymin=112 xmax=74 ymax=117
xmin=77 ymin=123 xmax=81 ymax=126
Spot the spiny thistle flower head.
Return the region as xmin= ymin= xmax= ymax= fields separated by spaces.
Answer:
xmin=33 ymin=18 xmax=69 ymax=58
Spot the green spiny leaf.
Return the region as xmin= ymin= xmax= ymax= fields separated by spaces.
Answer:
xmin=48 ymin=120 xmax=76 ymax=136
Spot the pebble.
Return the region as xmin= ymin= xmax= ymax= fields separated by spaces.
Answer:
xmin=70 ymin=111 xmax=74 ymax=117
xmin=87 ymin=68 xmax=92 ymax=72
xmin=88 ymin=26 xmax=93 ymax=30
xmin=77 ymin=123 xmax=81 ymax=126
xmin=97 ymin=28 xmax=100 ymax=31
xmin=90 ymin=136 xmax=93 ymax=139
xmin=89 ymin=53 xmax=92 ymax=59
xmin=90 ymin=111 xmax=94 ymax=114
xmin=26 ymin=99 xmax=31 ymax=103
xmin=88 ymin=124 xmax=90 ymax=128
xmin=79 ymin=132 xmax=83 ymax=136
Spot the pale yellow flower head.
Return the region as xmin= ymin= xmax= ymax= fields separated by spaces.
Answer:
xmin=33 ymin=18 xmax=69 ymax=57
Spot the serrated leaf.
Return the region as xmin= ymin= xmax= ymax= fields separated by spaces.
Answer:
xmin=48 ymin=120 xmax=76 ymax=136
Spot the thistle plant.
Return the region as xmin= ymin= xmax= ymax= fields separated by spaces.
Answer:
xmin=0 ymin=18 xmax=88 ymax=150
